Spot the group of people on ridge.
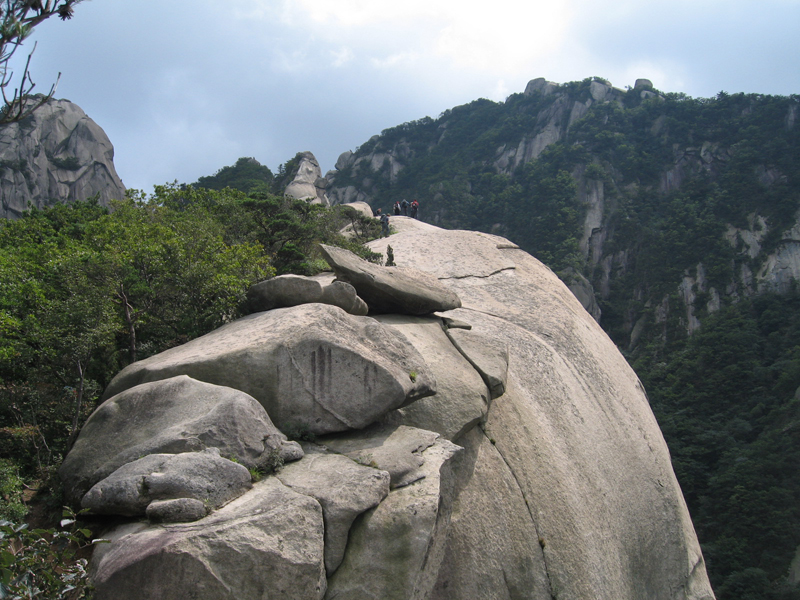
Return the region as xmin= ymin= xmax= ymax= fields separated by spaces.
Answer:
xmin=375 ymin=198 xmax=420 ymax=237
xmin=392 ymin=198 xmax=419 ymax=218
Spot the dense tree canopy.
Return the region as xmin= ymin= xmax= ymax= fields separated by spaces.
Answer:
xmin=0 ymin=187 xmax=381 ymax=482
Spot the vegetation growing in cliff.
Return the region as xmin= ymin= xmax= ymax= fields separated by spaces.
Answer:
xmin=638 ymin=293 xmax=800 ymax=598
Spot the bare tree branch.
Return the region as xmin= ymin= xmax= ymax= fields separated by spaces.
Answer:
xmin=0 ymin=0 xmax=85 ymax=124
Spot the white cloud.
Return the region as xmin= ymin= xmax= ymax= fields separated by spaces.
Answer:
xmin=285 ymin=0 xmax=573 ymax=74
xmin=370 ymin=52 xmax=420 ymax=69
xmin=330 ymin=48 xmax=354 ymax=67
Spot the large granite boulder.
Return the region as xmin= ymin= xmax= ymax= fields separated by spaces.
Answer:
xmin=59 ymin=375 xmax=301 ymax=505
xmin=245 ymin=273 xmax=368 ymax=316
xmin=89 ymin=478 xmax=328 ymax=600
xmin=101 ymin=304 xmax=436 ymax=435
xmin=367 ymin=221 xmax=715 ymax=600
xmin=319 ymin=244 xmax=462 ymax=315
xmin=0 ymin=97 xmax=126 ymax=219
xmin=81 ymin=448 xmax=252 ymax=517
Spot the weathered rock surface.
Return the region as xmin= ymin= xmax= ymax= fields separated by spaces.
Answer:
xmin=66 ymin=218 xmax=715 ymax=599
xmin=0 ymin=97 xmax=126 ymax=219
xmin=245 ymin=273 xmax=368 ymax=315
xmin=60 ymin=375 xmax=301 ymax=506
xmin=285 ymin=151 xmax=329 ymax=205
xmin=319 ymin=244 xmax=462 ymax=315
xmin=366 ymin=220 xmax=715 ymax=599
xmin=375 ymin=315 xmax=490 ymax=441
xmin=101 ymin=304 xmax=436 ymax=435
xmin=325 ymin=436 xmax=461 ymax=600
xmin=90 ymin=478 xmax=327 ymax=600
xmin=430 ymin=426 xmax=552 ymax=599
xmin=444 ymin=327 xmax=509 ymax=400
xmin=321 ymin=423 xmax=440 ymax=489
xmin=276 ymin=446 xmax=391 ymax=574
xmin=81 ymin=448 xmax=251 ymax=517
xmin=341 ymin=200 xmax=374 ymax=219
xmin=145 ymin=498 xmax=207 ymax=523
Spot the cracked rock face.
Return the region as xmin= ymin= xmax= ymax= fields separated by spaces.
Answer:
xmin=0 ymin=97 xmax=126 ymax=219
xmin=367 ymin=222 xmax=715 ymax=600
xmin=66 ymin=220 xmax=714 ymax=600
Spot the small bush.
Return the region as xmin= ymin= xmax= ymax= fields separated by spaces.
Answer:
xmin=0 ymin=508 xmax=105 ymax=599
xmin=0 ymin=459 xmax=27 ymax=522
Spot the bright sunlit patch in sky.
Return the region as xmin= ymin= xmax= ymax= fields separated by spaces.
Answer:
xmin=285 ymin=0 xmax=571 ymax=73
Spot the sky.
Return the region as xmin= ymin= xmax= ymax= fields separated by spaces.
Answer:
xmin=9 ymin=0 xmax=800 ymax=192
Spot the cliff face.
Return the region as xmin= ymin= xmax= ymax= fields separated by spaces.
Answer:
xmin=322 ymin=78 xmax=800 ymax=345
xmin=61 ymin=219 xmax=714 ymax=600
xmin=0 ymin=97 xmax=126 ymax=219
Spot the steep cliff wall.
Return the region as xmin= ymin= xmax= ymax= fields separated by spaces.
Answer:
xmin=0 ymin=96 xmax=126 ymax=219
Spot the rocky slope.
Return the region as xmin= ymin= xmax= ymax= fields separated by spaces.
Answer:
xmin=60 ymin=218 xmax=714 ymax=600
xmin=0 ymin=96 xmax=126 ymax=219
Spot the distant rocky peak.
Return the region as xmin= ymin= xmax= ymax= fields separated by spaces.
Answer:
xmin=284 ymin=151 xmax=329 ymax=205
xmin=0 ymin=96 xmax=126 ymax=219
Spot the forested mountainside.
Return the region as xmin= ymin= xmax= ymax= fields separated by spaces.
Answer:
xmin=323 ymin=77 xmax=800 ymax=599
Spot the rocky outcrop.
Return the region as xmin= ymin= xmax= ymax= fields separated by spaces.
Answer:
xmin=324 ymin=78 xmax=640 ymax=209
xmin=0 ymin=97 xmax=126 ymax=219
xmin=99 ymin=304 xmax=437 ymax=436
xmin=285 ymin=151 xmax=330 ymax=205
xmin=89 ymin=478 xmax=328 ymax=600
xmin=63 ymin=220 xmax=714 ymax=599
xmin=59 ymin=375 xmax=302 ymax=506
xmin=245 ymin=273 xmax=368 ymax=315
xmin=319 ymin=243 xmax=462 ymax=315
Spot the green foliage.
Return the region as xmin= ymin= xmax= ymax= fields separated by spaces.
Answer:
xmin=0 ymin=188 xmax=382 ymax=485
xmin=193 ymin=157 xmax=275 ymax=194
xmin=49 ymin=155 xmax=81 ymax=171
xmin=0 ymin=459 xmax=26 ymax=522
xmin=0 ymin=508 xmax=102 ymax=599
xmin=637 ymin=292 xmax=800 ymax=597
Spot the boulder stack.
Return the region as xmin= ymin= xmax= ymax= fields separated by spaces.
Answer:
xmin=60 ymin=221 xmax=714 ymax=600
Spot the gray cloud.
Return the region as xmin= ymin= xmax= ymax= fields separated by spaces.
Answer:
xmin=8 ymin=0 xmax=798 ymax=192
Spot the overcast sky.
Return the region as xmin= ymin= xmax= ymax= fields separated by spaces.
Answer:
xmin=9 ymin=0 xmax=800 ymax=192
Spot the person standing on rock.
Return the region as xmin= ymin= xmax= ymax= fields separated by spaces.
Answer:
xmin=393 ymin=200 xmax=401 ymax=215
xmin=377 ymin=209 xmax=390 ymax=237
xmin=410 ymin=199 xmax=419 ymax=219
xmin=401 ymin=199 xmax=409 ymax=216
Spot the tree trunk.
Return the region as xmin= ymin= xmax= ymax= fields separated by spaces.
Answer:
xmin=66 ymin=359 xmax=85 ymax=451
